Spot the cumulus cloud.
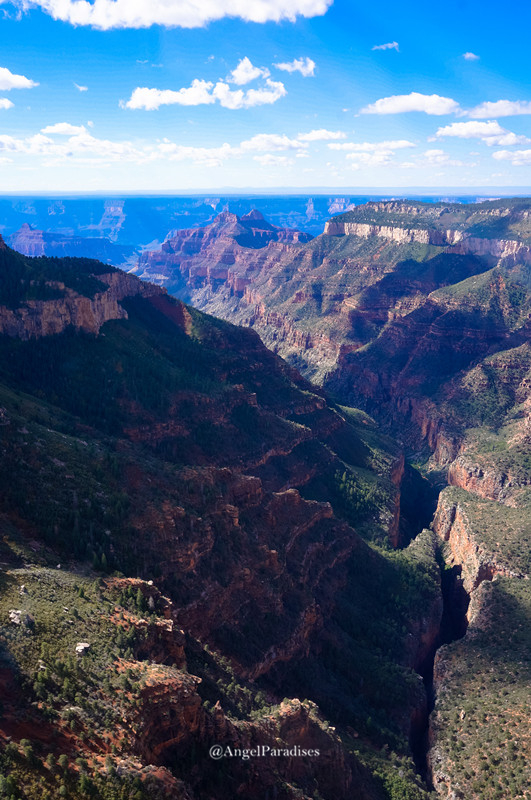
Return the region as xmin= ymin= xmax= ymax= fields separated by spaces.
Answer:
xmin=346 ymin=151 xmax=394 ymax=167
xmin=74 ymin=82 xmax=88 ymax=91
xmin=253 ymin=153 xmax=292 ymax=166
xmin=2 ymin=0 xmax=332 ymax=29
xmin=228 ymin=57 xmax=270 ymax=85
xmin=273 ymin=57 xmax=315 ymax=76
xmin=239 ymin=132 xmax=305 ymax=151
xmin=467 ymin=100 xmax=531 ymax=118
xmin=297 ymin=129 xmax=345 ymax=141
xmin=492 ymin=149 xmax=531 ymax=166
xmin=328 ymin=139 xmax=415 ymax=151
xmin=372 ymin=41 xmax=399 ymax=51
xmin=122 ymin=80 xmax=215 ymax=110
xmin=463 ymin=52 xmax=480 ymax=61
xmin=41 ymin=122 xmax=87 ymax=135
xmin=213 ymin=78 xmax=286 ymax=108
xmin=0 ymin=98 xmax=14 ymax=110
xmin=361 ymin=92 xmax=460 ymax=115
xmin=0 ymin=65 xmax=38 ymax=90
xmin=434 ymin=120 xmax=531 ymax=146
xmin=123 ymin=77 xmax=286 ymax=110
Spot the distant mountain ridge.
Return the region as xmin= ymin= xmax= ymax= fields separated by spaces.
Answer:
xmin=8 ymin=222 xmax=136 ymax=266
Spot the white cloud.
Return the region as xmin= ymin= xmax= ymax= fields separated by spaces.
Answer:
xmin=422 ymin=148 xmax=465 ymax=166
xmin=297 ymin=129 xmax=346 ymax=141
xmin=122 ymin=77 xmax=286 ymax=110
xmin=399 ymin=149 xmax=468 ymax=169
xmin=361 ymin=92 xmax=460 ymax=115
xmin=372 ymin=41 xmax=399 ymax=51
xmin=239 ymin=132 xmax=305 ymax=152
xmin=122 ymin=80 xmax=216 ymax=110
xmin=328 ymin=139 xmax=416 ymax=151
xmin=74 ymin=82 xmax=88 ymax=92
xmin=328 ymin=139 xmax=417 ymax=169
xmin=435 ymin=120 xmax=531 ymax=146
xmin=492 ymin=149 xmax=531 ymax=166
xmin=155 ymin=140 xmax=235 ymax=166
xmin=213 ymin=78 xmax=286 ymax=108
xmin=253 ymin=153 xmax=292 ymax=166
xmin=3 ymin=0 xmax=332 ymax=29
xmin=228 ymin=57 xmax=270 ymax=85
xmin=463 ymin=52 xmax=479 ymax=61
xmin=0 ymin=129 xmax=154 ymax=162
xmin=467 ymin=100 xmax=531 ymax=118
xmin=0 ymin=124 xmax=344 ymax=168
xmin=0 ymin=98 xmax=14 ymax=110
xmin=273 ymin=57 xmax=315 ymax=77
xmin=210 ymin=83 xmax=246 ymax=110
xmin=0 ymin=65 xmax=38 ymax=90
xmin=41 ymin=122 xmax=87 ymax=135
xmin=346 ymin=151 xmax=394 ymax=166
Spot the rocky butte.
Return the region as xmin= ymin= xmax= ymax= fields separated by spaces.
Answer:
xmin=135 ymin=197 xmax=531 ymax=798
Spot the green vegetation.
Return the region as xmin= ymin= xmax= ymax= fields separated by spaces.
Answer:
xmin=0 ymin=562 xmax=174 ymax=799
xmin=430 ymin=578 xmax=531 ymax=799
xmin=438 ymin=488 xmax=531 ymax=576
xmin=0 ymin=247 xmax=116 ymax=307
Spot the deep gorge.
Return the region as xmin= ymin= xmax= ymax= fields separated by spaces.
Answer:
xmin=410 ymin=555 xmax=471 ymax=788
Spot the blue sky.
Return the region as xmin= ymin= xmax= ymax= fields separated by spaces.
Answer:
xmin=0 ymin=0 xmax=529 ymax=191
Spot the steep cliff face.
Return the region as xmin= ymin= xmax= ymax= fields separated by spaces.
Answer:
xmin=324 ymin=219 xmax=465 ymax=246
xmin=447 ymin=454 xmax=531 ymax=505
xmin=0 ymin=237 xmax=165 ymax=339
xmin=324 ymin=219 xmax=531 ymax=262
xmin=0 ymin=271 xmax=163 ymax=340
xmin=428 ymin=467 xmax=530 ymax=796
xmin=432 ymin=489 xmax=529 ymax=594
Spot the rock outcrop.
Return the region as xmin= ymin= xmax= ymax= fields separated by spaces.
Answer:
xmin=0 ymin=253 xmax=165 ymax=339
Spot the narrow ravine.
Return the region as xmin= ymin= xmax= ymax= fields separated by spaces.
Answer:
xmin=410 ymin=556 xmax=471 ymax=788
xmin=401 ymin=466 xmax=470 ymax=789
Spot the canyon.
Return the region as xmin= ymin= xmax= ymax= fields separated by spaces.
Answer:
xmin=0 ymin=197 xmax=529 ymax=799
xmin=133 ymin=197 xmax=531 ymax=798
xmin=0 ymin=238 xmax=441 ymax=800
